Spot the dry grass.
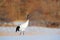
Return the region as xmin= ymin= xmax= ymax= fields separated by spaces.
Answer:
xmin=0 ymin=0 xmax=60 ymax=28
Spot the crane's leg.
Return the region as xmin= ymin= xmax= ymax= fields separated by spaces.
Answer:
xmin=23 ymin=31 xmax=24 ymax=35
xmin=20 ymin=32 xmax=21 ymax=35
xmin=20 ymin=31 xmax=25 ymax=35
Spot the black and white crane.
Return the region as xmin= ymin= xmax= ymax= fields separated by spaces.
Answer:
xmin=16 ymin=13 xmax=30 ymax=35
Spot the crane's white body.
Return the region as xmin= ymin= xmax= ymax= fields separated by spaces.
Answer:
xmin=19 ymin=19 xmax=29 ymax=31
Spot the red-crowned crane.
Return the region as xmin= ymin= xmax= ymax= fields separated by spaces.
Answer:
xmin=16 ymin=13 xmax=30 ymax=35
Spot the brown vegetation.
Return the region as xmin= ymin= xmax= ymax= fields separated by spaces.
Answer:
xmin=0 ymin=0 xmax=60 ymax=28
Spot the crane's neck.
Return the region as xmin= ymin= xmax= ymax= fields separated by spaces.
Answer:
xmin=26 ymin=19 xmax=29 ymax=23
xmin=26 ymin=14 xmax=29 ymax=24
xmin=26 ymin=14 xmax=30 ymax=20
xmin=25 ymin=19 xmax=29 ymax=26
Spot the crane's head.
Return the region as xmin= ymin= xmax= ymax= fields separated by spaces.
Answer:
xmin=26 ymin=12 xmax=31 ymax=20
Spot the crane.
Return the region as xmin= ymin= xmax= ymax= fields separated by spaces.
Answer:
xmin=16 ymin=14 xmax=30 ymax=35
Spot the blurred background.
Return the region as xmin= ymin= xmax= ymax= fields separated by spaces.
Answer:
xmin=0 ymin=0 xmax=60 ymax=28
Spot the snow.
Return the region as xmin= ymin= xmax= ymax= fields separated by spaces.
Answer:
xmin=0 ymin=26 xmax=60 ymax=33
xmin=0 ymin=26 xmax=60 ymax=40
xmin=0 ymin=34 xmax=60 ymax=40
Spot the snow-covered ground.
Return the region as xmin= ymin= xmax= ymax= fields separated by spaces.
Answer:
xmin=0 ymin=26 xmax=60 ymax=34
xmin=0 ymin=34 xmax=60 ymax=40
xmin=0 ymin=26 xmax=60 ymax=40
